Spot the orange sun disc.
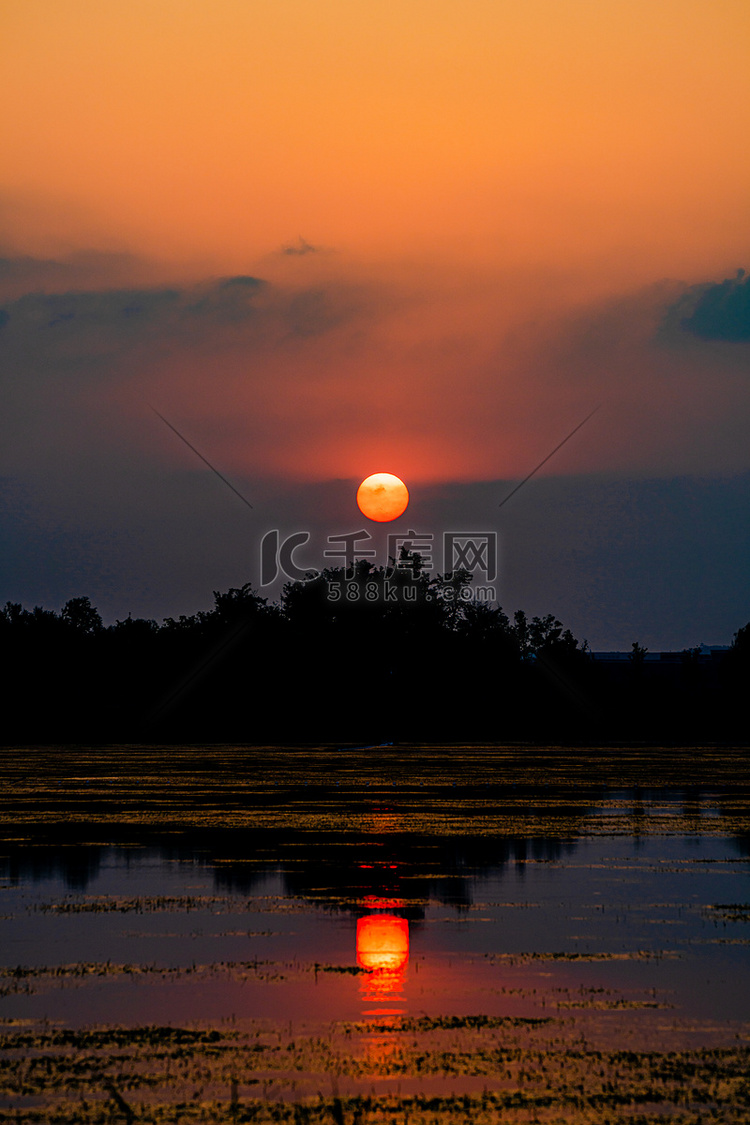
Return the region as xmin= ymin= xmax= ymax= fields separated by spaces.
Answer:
xmin=356 ymin=473 xmax=409 ymax=522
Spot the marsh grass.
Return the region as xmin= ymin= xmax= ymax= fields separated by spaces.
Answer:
xmin=2 ymin=1020 xmax=750 ymax=1123
xmin=2 ymin=744 xmax=749 ymax=838
xmin=1 ymin=745 xmax=750 ymax=1122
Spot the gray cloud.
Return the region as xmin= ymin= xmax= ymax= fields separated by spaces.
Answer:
xmin=0 ymin=276 xmax=263 ymax=346
xmin=665 ymin=269 xmax=750 ymax=342
xmin=0 ymin=248 xmax=162 ymax=300
xmin=280 ymin=237 xmax=320 ymax=256
xmin=0 ymin=268 xmax=372 ymax=361
xmin=0 ymin=258 xmax=385 ymax=493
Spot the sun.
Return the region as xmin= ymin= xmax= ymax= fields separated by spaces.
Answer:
xmin=356 ymin=473 xmax=409 ymax=522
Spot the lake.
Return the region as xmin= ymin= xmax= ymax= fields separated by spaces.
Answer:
xmin=1 ymin=744 xmax=749 ymax=1123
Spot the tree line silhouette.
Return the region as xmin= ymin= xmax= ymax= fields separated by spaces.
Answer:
xmin=1 ymin=553 xmax=747 ymax=743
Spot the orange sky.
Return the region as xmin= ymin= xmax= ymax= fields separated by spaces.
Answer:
xmin=3 ymin=0 xmax=749 ymax=282
xmin=3 ymin=1 xmax=750 ymax=644
xmin=2 ymin=0 xmax=750 ymax=490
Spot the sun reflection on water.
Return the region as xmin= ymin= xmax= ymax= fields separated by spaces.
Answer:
xmin=357 ymin=912 xmax=409 ymax=1021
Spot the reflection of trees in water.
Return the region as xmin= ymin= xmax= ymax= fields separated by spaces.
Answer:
xmin=3 ymin=794 xmax=748 ymax=901
xmin=207 ymin=830 xmax=583 ymax=916
xmin=0 ymin=843 xmax=105 ymax=890
xmin=0 ymin=822 xmax=583 ymax=903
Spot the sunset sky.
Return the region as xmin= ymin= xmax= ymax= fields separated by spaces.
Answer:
xmin=2 ymin=0 xmax=749 ymax=648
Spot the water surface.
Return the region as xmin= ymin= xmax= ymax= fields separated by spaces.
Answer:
xmin=1 ymin=744 xmax=749 ymax=1122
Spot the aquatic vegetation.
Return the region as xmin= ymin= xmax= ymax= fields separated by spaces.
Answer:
xmin=1 ymin=745 xmax=749 ymax=1122
xmin=1 ymin=1019 xmax=750 ymax=1122
xmin=707 ymin=903 xmax=750 ymax=922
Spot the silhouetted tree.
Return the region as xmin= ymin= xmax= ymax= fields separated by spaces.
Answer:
xmin=0 ymin=575 xmax=744 ymax=743
xmin=61 ymin=596 xmax=102 ymax=636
